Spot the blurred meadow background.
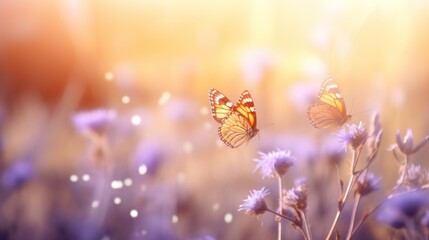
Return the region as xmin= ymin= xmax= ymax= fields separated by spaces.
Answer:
xmin=1 ymin=0 xmax=429 ymax=239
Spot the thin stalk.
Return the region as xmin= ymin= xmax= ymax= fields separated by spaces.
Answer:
xmin=325 ymin=148 xmax=361 ymax=240
xmin=277 ymin=176 xmax=283 ymax=240
xmin=398 ymin=154 xmax=409 ymax=186
xmin=301 ymin=210 xmax=312 ymax=240
xmin=346 ymin=194 xmax=361 ymax=240
xmin=266 ymin=208 xmax=297 ymax=223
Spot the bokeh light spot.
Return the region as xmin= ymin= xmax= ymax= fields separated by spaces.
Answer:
xmin=224 ymin=213 xmax=233 ymax=223
xmin=200 ymin=106 xmax=209 ymax=116
xmin=91 ymin=200 xmax=100 ymax=208
xmin=111 ymin=180 xmax=123 ymax=189
xmin=105 ymin=72 xmax=114 ymax=81
xmin=113 ymin=197 xmax=122 ymax=205
xmin=138 ymin=164 xmax=147 ymax=175
xmin=158 ymin=91 xmax=171 ymax=106
xmin=131 ymin=115 xmax=142 ymax=126
xmin=82 ymin=174 xmax=90 ymax=182
xmin=212 ymin=203 xmax=220 ymax=211
xmin=130 ymin=209 xmax=139 ymax=218
xmin=121 ymin=95 xmax=131 ymax=104
xmin=172 ymin=214 xmax=179 ymax=224
xmin=70 ymin=174 xmax=79 ymax=182
xmin=124 ymin=178 xmax=133 ymax=187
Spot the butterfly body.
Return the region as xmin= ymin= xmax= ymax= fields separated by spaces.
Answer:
xmin=307 ymin=79 xmax=351 ymax=129
xmin=209 ymin=88 xmax=259 ymax=148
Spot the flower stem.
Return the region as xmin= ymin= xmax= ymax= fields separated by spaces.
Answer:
xmin=266 ymin=208 xmax=296 ymax=223
xmin=301 ymin=210 xmax=312 ymax=240
xmin=325 ymin=148 xmax=361 ymax=240
xmin=346 ymin=193 xmax=361 ymax=240
xmin=278 ymin=176 xmax=283 ymax=240
xmin=398 ymin=154 xmax=409 ymax=185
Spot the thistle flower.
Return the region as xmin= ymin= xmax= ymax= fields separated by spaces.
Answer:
xmin=238 ymin=187 xmax=270 ymax=216
xmin=395 ymin=129 xmax=429 ymax=156
xmin=2 ymin=160 xmax=34 ymax=189
xmin=336 ymin=122 xmax=367 ymax=151
xmin=401 ymin=164 xmax=429 ymax=189
xmin=387 ymin=191 xmax=429 ymax=218
xmin=254 ymin=150 xmax=295 ymax=178
xmin=355 ymin=172 xmax=381 ymax=196
xmin=72 ymin=109 xmax=117 ymax=135
xmin=283 ymin=178 xmax=308 ymax=211
xmin=378 ymin=191 xmax=429 ymax=229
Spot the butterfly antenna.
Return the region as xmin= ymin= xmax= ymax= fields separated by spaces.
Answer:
xmin=350 ymin=97 xmax=372 ymax=117
xmin=352 ymin=108 xmax=372 ymax=117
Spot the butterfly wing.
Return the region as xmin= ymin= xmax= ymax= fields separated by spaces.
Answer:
xmin=209 ymin=88 xmax=234 ymax=123
xmin=234 ymin=90 xmax=257 ymax=129
xmin=218 ymin=112 xmax=258 ymax=148
xmin=307 ymin=79 xmax=351 ymax=129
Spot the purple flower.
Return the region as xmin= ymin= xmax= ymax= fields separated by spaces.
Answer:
xmin=395 ymin=129 xmax=429 ymax=156
xmin=133 ymin=140 xmax=163 ymax=175
xmin=355 ymin=172 xmax=381 ymax=196
xmin=283 ymin=178 xmax=308 ymax=210
xmin=378 ymin=191 xmax=429 ymax=230
xmin=378 ymin=190 xmax=428 ymax=230
xmin=336 ymin=122 xmax=367 ymax=151
xmin=238 ymin=187 xmax=270 ymax=216
xmin=401 ymin=164 xmax=429 ymax=189
xmin=72 ymin=109 xmax=116 ymax=134
xmin=254 ymin=150 xmax=295 ymax=178
xmin=2 ymin=160 xmax=34 ymax=189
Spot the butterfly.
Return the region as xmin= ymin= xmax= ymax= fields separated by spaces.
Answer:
xmin=306 ymin=78 xmax=351 ymax=129
xmin=208 ymin=88 xmax=259 ymax=148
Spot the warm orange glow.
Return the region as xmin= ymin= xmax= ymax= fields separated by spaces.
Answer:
xmin=2 ymin=1 xmax=429 ymax=239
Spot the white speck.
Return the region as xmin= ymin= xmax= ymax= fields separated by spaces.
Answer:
xmin=131 ymin=115 xmax=142 ymax=126
xmin=130 ymin=209 xmax=139 ymax=218
xmin=203 ymin=121 xmax=212 ymax=130
xmin=111 ymin=180 xmax=123 ymax=189
xmin=158 ymin=91 xmax=171 ymax=106
xmin=177 ymin=172 xmax=186 ymax=184
xmin=82 ymin=174 xmax=90 ymax=182
xmin=122 ymin=96 xmax=131 ymax=104
xmin=200 ymin=107 xmax=209 ymax=116
xmin=141 ymin=230 xmax=147 ymax=235
xmin=113 ymin=197 xmax=122 ymax=205
xmin=105 ymin=72 xmax=114 ymax=81
xmin=138 ymin=164 xmax=148 ymax=175
xmin=183 ymin=141 xmax=193 ymax=153
xmin=224 ymin=213 xmax=233 ymax=223
xmin=172 ymin=215 xmax=179 ymax=224
xmin=91 ymin=200 xmax=100 ymax=208
xmin=212 ymin=203 xmax=220 ymax=211
xmin=140 ymin=184 xmax=147 ymax=192
xmin=124 ymin=178 xmax=133 ymax=187
xmin=70 ymin=174 xmax=79 ymax=182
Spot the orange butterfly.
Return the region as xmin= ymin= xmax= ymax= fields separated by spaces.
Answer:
xmin=209 ymin=88 xmax=259 ymax=148
xmin=307 ymin=79 xmax=351 ymax=129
